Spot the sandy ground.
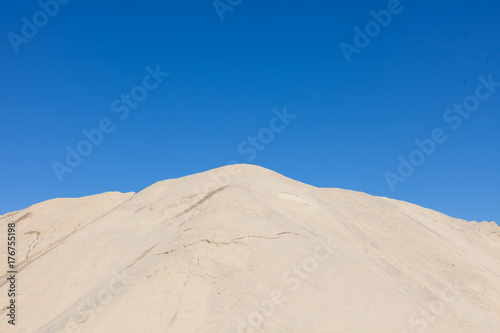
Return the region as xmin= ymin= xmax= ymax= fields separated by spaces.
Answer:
xmin=1 ymin=164 xmax=499 ymax=332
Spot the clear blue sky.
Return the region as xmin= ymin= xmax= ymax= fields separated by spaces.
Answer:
xmin=1 ymin=0 xmax=499 ymax=224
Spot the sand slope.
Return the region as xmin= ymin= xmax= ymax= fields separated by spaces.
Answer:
xmin=1 ymin=164 xmax=499 ymax=332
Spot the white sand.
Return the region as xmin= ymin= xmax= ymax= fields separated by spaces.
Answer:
xmin=1 ymin=164 xmax=499 ymax=332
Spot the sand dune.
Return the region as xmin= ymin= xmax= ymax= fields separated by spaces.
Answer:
xmin=1 ymin=164 xmax=499 ymax=332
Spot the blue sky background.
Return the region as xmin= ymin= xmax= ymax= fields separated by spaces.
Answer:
xmin=1 ymin=0 xmax=499 ymax=224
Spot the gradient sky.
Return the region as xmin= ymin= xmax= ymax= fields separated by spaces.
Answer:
xmin=1 ymin=0 xmax=499 ymax=224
